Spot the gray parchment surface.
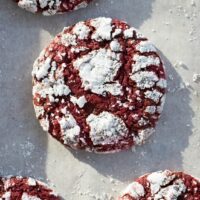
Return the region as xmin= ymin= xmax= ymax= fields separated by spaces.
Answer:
xmin=0 ymin=0 xmax=200 ymax=199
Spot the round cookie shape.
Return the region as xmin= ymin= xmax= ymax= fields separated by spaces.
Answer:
xmin=15 ymin=0 xmax=92 ymax=16
xmin=119 ymin=170 xmax=200 ymax=200
xmin=0 ymin=176 xmax=60 ymax=200
xmin=32 ymin=17 xmax=167 ymax=153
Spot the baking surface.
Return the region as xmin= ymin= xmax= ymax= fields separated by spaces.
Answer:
xmin=0 ymin=0 xmax=200 ymax=199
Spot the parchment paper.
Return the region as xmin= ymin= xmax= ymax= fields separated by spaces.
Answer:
xmin=0 ymin=0 xmax=200 ymax=199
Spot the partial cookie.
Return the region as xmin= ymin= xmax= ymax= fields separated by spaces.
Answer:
xmin=119 ymin=170 xmax=200 ymax=200
xmin=0 ymin=176 xmax=60 ymax=199
xmin=32 ymin=17 xmax=167 ymax=153
xmin=15 ymin=0 xmax=92 ymax=15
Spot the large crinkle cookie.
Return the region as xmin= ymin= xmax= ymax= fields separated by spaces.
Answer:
xmin=0 ymin=176 xmax=60 ymax=199
xmin=32 ymin=17 xmax=167 ymax=153
xmin=15 ymin=0 xmax=92 ymax=15
xmin=119 ymin=170 xmax=200 ymax=200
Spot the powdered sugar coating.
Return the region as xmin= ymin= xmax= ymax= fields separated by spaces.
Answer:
xmin=119 ymin=170 xmax=200 ymax=200
xmin=86 ymin=111 xmax=128 ymax=145
xmin=58 ymin=111 xmax=81 ymax=146
xmin=32 ymin=17 xmax=166 ymax=153
xmin=121 ymin=182 xmax=145 ymax=199
xmin=135 ymin=41 xmax=157 ymax=53
xmin=132 ymin=55 xmax=160 ymax=73
xmin=91 ymin=17 xmax=112 ymax=41
xmin=15 ymin=0 xmax=92 ymax=15
xmin=21 ymin=193 xmax=41 ymax=200
xmin=0 ymin=176 xmax=59 ymax=200
xmin=131 ymin=71 xmax=159 ymax=89
xmin=73 ymin=48 xmax=123 ymax=96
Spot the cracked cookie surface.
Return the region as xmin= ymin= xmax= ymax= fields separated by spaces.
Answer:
xmin=32 ymin=17 xmax=167 ymax=153
xmin=15 ymin=0 xmax=92 ymax=15
xmin=0 ymin=176 xmax=60 ymax=200
xmin=119 ymin=170 xmax=200 ymax=200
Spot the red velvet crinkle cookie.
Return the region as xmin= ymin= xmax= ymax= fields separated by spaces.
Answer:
xmin=0 ymin=176 xmax=60 ymax=200
xmin=15 ymin=0 xmax=92 ymax=15
xmin=119 ymin=170 xmax=200 ymax=200
xmin=32 ymin=17 xmax=167 ymax=153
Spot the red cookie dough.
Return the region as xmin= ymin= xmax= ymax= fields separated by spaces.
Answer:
xmin=15 ymin=0 xmax=92 ymax=15
xmin=119 ymin=170 xmax=200 ymax=200
xmin=32 ymin=17 xmax=167 ymax=153
xmin=0 ymin=176 xmax=60 ymax=200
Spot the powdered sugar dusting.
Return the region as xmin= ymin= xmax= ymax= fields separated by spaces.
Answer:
xmin=132 ymin=55 xmax=160 ymax=73
xmin=73 ymin=48 xmax=123 ymax=96
xmin=157 ymin=78 xmax=167 ymax=88
xmin=136 ymin=41 xmax=157 ymax=53
xmin=147 ymin=171 xmax=175 ymax=194
xmin=73 ymin=22 xmax=90 ymax=40
xmin=1 ymin=191 xmax=11 ymax=200
xmin=33 ymin=105 xmax=44 ymax=118
xmin=147 ymin=171 xmax=186 ymax=199
xmin=18 ymin=0 xmax=61 ymax=16
xmin=27 ymin=177 xmax=37 ymax=186
xmin=134 ymin=128 xmax=155 ymax=145
xmin=87 ymin=112 xmax=128 ymax=145
xmin=32 ymin=17 xmax=166 ymax=153
xmin=18 ymin=0 xmax=38 ymax=13
xmin=145 ymin=106 xmax=156 ymax=114
xmin=131 ymin=71 xmax=159 ymax=89
xmin=17 ymin=0 xmax=91 ymax=15
xmin=39 ymin=117 xmax=49 ymax=132
xmin=74 ymin=1 xmax=88 ymax=10
xmin=61 ymin=33 xmax=77 ymax=47
xmin=154 ymin=179 xmax=186 ymax=200
xmin=0 ymin=177 xmax=59 ymax=200
xmin=110 ymin=40 xmax=122 ymax=52
xmin=120 ymin=170 xmax=197 ymax=200
xmin=145 ymin=90 xmax=163 ymax=103
xmin=33 ymin=57 xmax=52 ymax=80
xmin=70 ymin=96 xmax=87 ymax=108
xmin=124 ymin=28 xmax=135 ymax=39
xmin=21 ymin=193 xmax=41 ymax=200
xmin=122 ymin=182 xmax=145 ymax=199
xmin=91 ymin=17 xmax=112 ymax=41
xmin=59 ymin=112 xmax=81 ymax=145
xmin=33 ymin=78 xmax=71 ymax=103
